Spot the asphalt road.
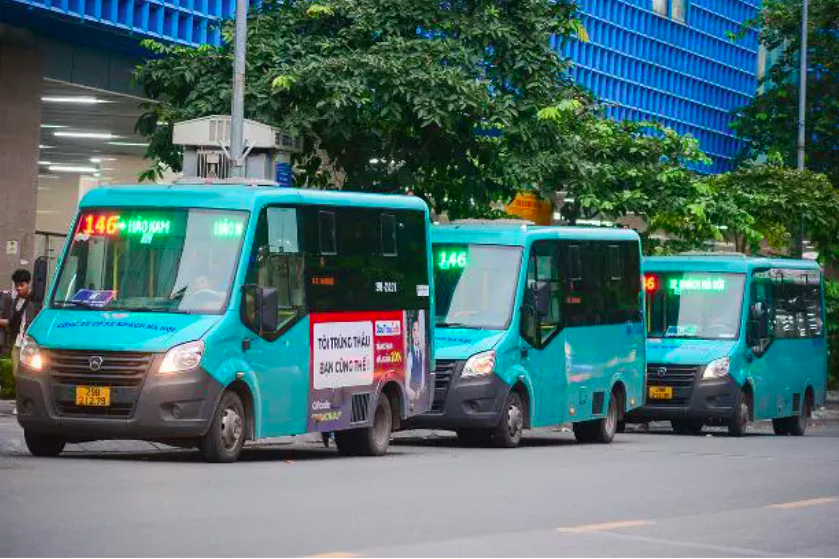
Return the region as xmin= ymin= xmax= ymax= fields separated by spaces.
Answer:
xmin=1 ymin=415 xmax=838 ymax=557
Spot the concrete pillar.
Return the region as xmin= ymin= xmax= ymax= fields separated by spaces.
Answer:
xmin=0 ymin=26 xmax=42 ymax=287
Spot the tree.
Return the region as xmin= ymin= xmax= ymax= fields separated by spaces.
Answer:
xmin=135 ymin=0 xmax=587 ymax=216
xmin=729 ymin=0 xmax=838 ymax=186
xmin=705 ymin=155 xmax=839 ymax=260
xmin=135 ymin=0 xmax=713 ymax=224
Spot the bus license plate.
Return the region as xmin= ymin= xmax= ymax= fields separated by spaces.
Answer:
xmin=75 ymin=386 xmax=110 ymax=406
xmin=649 ymin=386 xmax=673 ymax=400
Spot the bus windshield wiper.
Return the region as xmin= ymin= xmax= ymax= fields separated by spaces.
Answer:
xmin=436 ymin=321 xmax=478 ymax=329
xmin=53 ymin=300 xmax=98 ymax=310
xmin=107 ymin=306 xmax=188 ymax=314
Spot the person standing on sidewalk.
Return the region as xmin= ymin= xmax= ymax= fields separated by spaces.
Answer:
xmin=0 ymin=269 xmax=42 ymax=374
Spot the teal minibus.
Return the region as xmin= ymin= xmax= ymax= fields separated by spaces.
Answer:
xmin=16 ymin=184 xmax=434 ymax=462
xmin=627 ymin=254 xmax=828 ymax=436
xmin=408 ymin=223 xmax=646 ymax=446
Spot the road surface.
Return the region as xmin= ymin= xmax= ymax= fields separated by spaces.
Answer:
xmin=1 ymin=414 xmax=838 ymax=557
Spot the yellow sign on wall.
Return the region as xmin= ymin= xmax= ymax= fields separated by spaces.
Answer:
xmin=504 ymin=192 xmax=552 ymax=225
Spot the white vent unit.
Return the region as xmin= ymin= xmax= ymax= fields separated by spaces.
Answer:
xmin=173 ymin=115 xmax=302 ymax=182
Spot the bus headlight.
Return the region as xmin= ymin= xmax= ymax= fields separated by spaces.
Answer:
xmin=159 ymin=341 xmax=205 ymax=374
xmin=702 ymin=357 xmax=730 ymax=380
xmin=20 ymin=336 xmax=44 ymax=371
xmin=462 ymin=350 xmax=496 ymax=379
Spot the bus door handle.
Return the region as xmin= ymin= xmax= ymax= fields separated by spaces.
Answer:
xmin=242 ymin=338 xmax=252 ymax=352
xmin=520 ymin=346 xmax=529 ymax=359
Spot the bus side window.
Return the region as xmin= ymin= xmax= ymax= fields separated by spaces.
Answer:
xmin=381 ymin=213 xmax=397 ymax=257
xmin=523 ymin=241 xmax=562 ymax=347
xmin=608 ymin=245 xmax=622 ymax=280
xmin=748 ymin=270 xmax=775 ymax=351
xmin=318 ymin=211 xmax=337 ymax=255
xmin=245 ymin=207 xmax=306 ymax=336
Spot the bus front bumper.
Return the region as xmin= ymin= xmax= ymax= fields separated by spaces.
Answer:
xmin=406 ymin=365 xmax=508 ymax=430
xmin=15 ymin=361 xmax=224 ymax=441
xmin=625 ymin=376 xmax=740 ymax=423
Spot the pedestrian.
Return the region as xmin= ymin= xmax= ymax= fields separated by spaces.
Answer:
xmin=0 ymin=269 xmax=42 ymax=375
xmin=0 ymin=289 xmax=11 ymax=357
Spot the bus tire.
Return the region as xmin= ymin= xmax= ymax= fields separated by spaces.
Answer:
xmin=24 ymin=430 xmax=65 ymax=457
xmin=772 ymin=419 xmax=790 ymax=436
xmin=456 ymin=429 xmax=493 ymax=447
xmin=573 ymin=390 xmax=618 ymax=444
xmin=492 ymin=391 xmax=525 ymax=448
xmin=787 ymin=397 xmax=810 ymax=437
xmin=335 ymin=393 xmax=392 ymax=457
xmin=200 ymin=390 xmax=246 ymax=463
xmin=671 ymin=419 xmax=703 ymax=435
xmin=727 ymin=390 xmax=750 ymax=437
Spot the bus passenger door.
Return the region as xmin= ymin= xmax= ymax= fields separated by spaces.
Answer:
xmin=240 ymin=207 xmax=309 ymax=437
xmin=746 ymin=269 xmax=777 ymax=420
xmin=520 ymin=241 xmax=564 ymax=427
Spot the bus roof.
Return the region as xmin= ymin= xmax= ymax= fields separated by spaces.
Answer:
xmin=431 ymin=223 xmax=640 ymax=246
xmin=644 ymin=254 xmax=822 ymax=274
xmin=79 ymin=184 xmax=429 ymax=213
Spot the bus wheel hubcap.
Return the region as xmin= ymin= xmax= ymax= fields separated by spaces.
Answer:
xmin=221 ymin=408 xmax=243 ymax=450
xmin=508 ymin=403 xmax=523 ymax=439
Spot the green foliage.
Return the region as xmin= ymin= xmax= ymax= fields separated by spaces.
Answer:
xmin=706 ymin=156 xmax=839 ymax=261
xmin=730 ymin=0 xmax=838 ymax=186
xmin=135 ymin=0 xmax=588 ymax=213
xmin=134 ymin=0 xmax=713 ymax=224
xmin=0 ymin=358 xmax=13 ymax=400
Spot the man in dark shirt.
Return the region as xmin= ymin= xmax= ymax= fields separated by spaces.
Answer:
xmin=0 ymin=269 xmax=42 ymax=374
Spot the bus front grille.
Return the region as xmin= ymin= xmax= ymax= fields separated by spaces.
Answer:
xmin=48 ymin=350 xmax=154 ymax=419
xmin=646 ymin=364 xmax=699 ymax=406
xmin=429 ymin=360 xmax=459 ymax=413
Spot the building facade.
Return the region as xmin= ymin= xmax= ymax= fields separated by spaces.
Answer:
xmin=566 ymin=0 xmax=761 ymax=174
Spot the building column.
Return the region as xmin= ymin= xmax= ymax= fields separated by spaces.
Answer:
xmin=0 ymin=26 xmax=42 ymax=286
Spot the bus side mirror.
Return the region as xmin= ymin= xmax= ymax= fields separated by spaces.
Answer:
xmin=520 ymin=304 xmax=540 ymax=348
xmin=31 ymin=256 xmax=49 ymax=304
xmin=241 ymin=284 xmax=279 ymax=335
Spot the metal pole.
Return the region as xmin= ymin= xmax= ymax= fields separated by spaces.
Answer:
xmin=794 ymin=0 xmax=808 ymax=257
xmin=229 ymin=0 xmax=248 ymax=178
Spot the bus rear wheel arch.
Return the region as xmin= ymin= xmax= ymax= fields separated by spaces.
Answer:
xmin=335 ymin=390 xmax=394 ymax=457
xmin=773 ymin=386 xmax=813 ymax=437
xmin=574 ymin=384 xmax=622 ymax=444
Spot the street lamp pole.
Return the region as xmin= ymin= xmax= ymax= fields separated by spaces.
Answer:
xmin=794 ymin=0 xmax=808 ymax=257
xmin=229 ymin=0 xmax=248 ymax=178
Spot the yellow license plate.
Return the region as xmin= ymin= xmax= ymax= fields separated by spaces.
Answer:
xmin=649 ymin=386 xmax=673 ymax=400
xmin=75 ymin=386 xmax=111 ymax=406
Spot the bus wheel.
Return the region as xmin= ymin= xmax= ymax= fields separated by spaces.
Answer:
xmin=772 ymin=419 xmax=790 ymax=436
xmin=201 ymin=390 xmax=246 ymax=463
xmin=788 ymin=398 xmax=810 ymax=437
xmin=573 ymin=390 xmax=618 ymax=444
xmin=671 ymin=419 xmax=703 ymax=435
xmin=24 ymin=431 xmax=65 ymax=457
xmin=492 ymin=391 xmax=524 ymax=448
xmin=336 ymin=393 xmax=392 ymax=457
xmin=727 ymin=390 xmax=750 ymax=437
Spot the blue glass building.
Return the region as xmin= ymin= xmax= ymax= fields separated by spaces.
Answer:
xmin=3 ymin=0 xmax=760 ymax=173
xmin=565 ymin=0 xmax=761 ymax=173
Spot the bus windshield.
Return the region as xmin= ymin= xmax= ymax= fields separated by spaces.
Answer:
xmin=52 ymin=208 xmax=248 ymax=314
xmin=645 ymin=272 xmax=746 ymax=340
xmin=434 ymin=244 xmax=522 ymax=330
